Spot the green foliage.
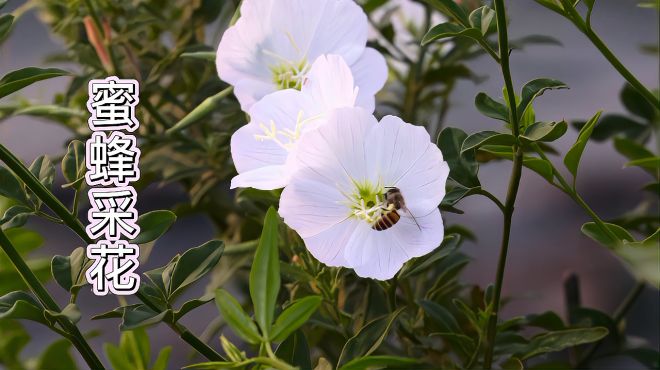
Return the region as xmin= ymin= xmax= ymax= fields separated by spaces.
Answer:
xmin=0 ymin=0 xmax=655 ymax=369
xmin=0 ymin=68 xmax=70 ymax=99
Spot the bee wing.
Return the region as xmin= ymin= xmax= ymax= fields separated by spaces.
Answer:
xmin=401 ymin=206 xmax=422 ymax=231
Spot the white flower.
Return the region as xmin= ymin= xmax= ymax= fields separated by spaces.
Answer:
xmin=231 ymin=54 xmax=364 ymax=190
xmin=279 ymin=107 xmax=449 ymax=280
xmin=216 ymin=0 xmax=387 ymax=111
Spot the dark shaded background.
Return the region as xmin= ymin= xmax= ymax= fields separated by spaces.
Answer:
xmin=0 ymin=0 xmax=658 ymax=369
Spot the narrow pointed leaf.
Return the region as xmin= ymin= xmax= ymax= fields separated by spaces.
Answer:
xmin=0 ymin=67 xmax=70 ymax=99
xmin=270 ymin=296 xmax=322 ymax=342
xmin=517 ymin=79 xmax=568 ymax=121
xmin=564 ymin=111 xmax=602 ymax=180
xmin=215 ymin=289 xmax=261 ymax=344
xmin=249 ymin=207 xmax=281 ymax=336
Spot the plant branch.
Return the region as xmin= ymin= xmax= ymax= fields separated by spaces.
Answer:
xmin=483 ymin=1 xmax=525 ymax=368
xmin=0 ymin=228 xmax=105 ymax=369
xmin=1 ymin=142 xmax=223 ymax=363
xmin=561 ymin=4 xmax=659 ymax=110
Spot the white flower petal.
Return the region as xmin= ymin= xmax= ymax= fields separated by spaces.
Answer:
xmin=367 ymin=115 xmax=449 ymax=214
xmin=292 ymin=107 xmax=377 ymax=187
xmin=302 ymin=54 xmax=357 ymax=111
xmin=216 ymin=0 xmax=374 ymax=109
xmin=230 ymin=166 xmax=288 ymax=190
xmin=350 ymin=48 xmax=388 ymax=112
xmin=304 ymin=219 xmax=359 ymax=267
xmin=306 ymin=0 xmax=368 ymax=65
xmin=230 ymin=89 xmax=319 ymax=190
xmin=279 ymin=169 xmax=350 ymax=238
xmin=346 ymin=208 xmax=444 ymax=280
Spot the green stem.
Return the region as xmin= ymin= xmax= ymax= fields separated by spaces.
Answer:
xmin=577 ymin=282 xmax=645 ymax=367
xmin=133 ymin=290 xmax=225 ymax=361
xmin=483 ymin=1 xmax=524 ymax=368
xmin=562 ymin=4 xmax=659 ymax=110
xmin=532 ymin=144 xmax=620 ymax=243
xmin=0 ymin=143 xmax=91 ymax=244
xmin=1 ymin=142 xmax=223 ymax=363
xmin=0 ymin=229 xmax=105 ymax=369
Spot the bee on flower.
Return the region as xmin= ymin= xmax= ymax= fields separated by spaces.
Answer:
xmin=278 ymin=107 xmax=449 ymax=280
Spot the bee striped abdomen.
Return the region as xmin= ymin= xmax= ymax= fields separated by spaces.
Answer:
xmin=372 ymin=210 xmax=401 ymax=231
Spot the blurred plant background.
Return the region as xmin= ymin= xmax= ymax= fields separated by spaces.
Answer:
xmin=0 ymin=0 xmax=658 ymax=369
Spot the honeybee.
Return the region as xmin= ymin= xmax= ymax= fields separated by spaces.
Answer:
xmin=372 ymin=187 xmax=421 ymax=231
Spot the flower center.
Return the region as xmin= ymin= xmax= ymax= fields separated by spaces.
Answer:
xmin=270 ymin=59 xmax=310 ymax=90
xmin=253 ymin=110 xmax=321 ymax=151
xmin=342 ymin=181 xmax=393 ymax=225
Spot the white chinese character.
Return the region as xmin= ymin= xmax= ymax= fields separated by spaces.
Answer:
xmin=86 ymin=132 xmax=141 ymax=186
xmin=87 ymin=76 xmax=139 ymax=132
xmin=87 ymin=187 xmax=140 ymax=241
xmin=86 ymin=241 xmax=140 ymax=295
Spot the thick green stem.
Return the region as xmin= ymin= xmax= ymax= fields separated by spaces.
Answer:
xmin=483 ymin=1 xmax=524 ymax=368
xmin=562 ymin=4 xmax=659 ymax=110
xmin=0 ymin=229 xmax=105 ymax=369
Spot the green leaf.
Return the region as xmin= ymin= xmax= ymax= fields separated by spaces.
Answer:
xmin=0 ymin=205 xmax=33 ymax=229
xmin=275 ymin=330 xmax=312 ymax=370
xmin=0 ymin=67 xmax=70 ymax=99
xmin=614 ymin=137 xmax=655 ymax=161
xmin=461 ymin=131 xmax=515 ymax=153
xmin=613 ymin=230 xmax=660 ymax=288
xmin=35 ymin=338 xmax=78 ymax=370
xmin=51 ymin=247 xmax=93 ymax=295
xmin=180 ymin=51 xmax=216 ymax=62
xmin=399 ymin=234 xmax=462 ymax=278
xmin=422 ymin=23 xmax=482 ymax=46
xmin=215 ymin=289 xmax=261 ymax=344
xmin=337 ymin=307 xmax=405 ymax=367
xmin=44 ymin=303 xmax=81 ymax=325
xmin=249 ymin=207 xmax=281 ymax=336
xmin=501 ymin=357 xmax=524 ymax=370
xmin=420 ymin=300 xmax=460 ymax=332
xmin=168 ymin=240 xmax=224 ymax=298
xmin=13 ymin=105 xmax=85 ymax=120
xmin=469 ymin=6 xmax=495 ymax=35
xmin=423 ymin=0 xmax=470 ymax=25
xmin=581 ymin=222 xmax=634 ymax=249
xmin=475 ymin=92 xmax=509 ymax=122
xmin=0 ymin=165 xmax=28 ymax=204
xmin=174 ymin=292 xmax=214 ymax=322
xmin=270 ymin=296 xmax=322 ymax=342
xmin=437 ymin=127 xmax=480 ymax=187
xmin=517 ymin=79 xmax=568 ymax=122
xmin=0 ymin=14 xmax=13 ymax=42
xmin=0 ymin=291 xmax=48 ymax=326
xmin=564 ymin=111 xmax=602 ymax=181
xmin=131 ymin=210 xmax=177 ymax=244
xmin=533 ymin=0 xmax=566 ymax=15
xmin=340 ymin=356 xmax=419 ymax=370
xmin=61 ymin=140 xmax=86 ymax=189
xmin=626 ymin=156 xmax=660 ymax=170
xmin=621 ymin=83 xmax=657 ymax=121
xmin=166 ymin=87 xmax=234 ymax=134
xmin=516 ymin=327 xmax=608 ymax=360
xmin=152 ymin=346 xmax=173 ymax=370
xmin=479 ymin=145 xmax=555 ymax=182
xmin=29 ymin=156 xmax=54 ymax=190
xmin=521 ymin=121 xmax=568 ymax=143
xmin=573 ymin=115 xmax=647 ymax=142
xmin=120 ymin=305 xmax=172 ymax=331
xmin=220 ymin=335 xmax=246 ymax=362
xmin=104 ymin=342 xmax=134 ymax=370
xmin=0 ymin=320 xmax=29 ymax=367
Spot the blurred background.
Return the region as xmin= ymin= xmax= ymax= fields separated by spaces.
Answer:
xmin=0 ymin=0 xmax=658 ymax=369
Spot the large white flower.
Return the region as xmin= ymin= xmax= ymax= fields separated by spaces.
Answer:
xmin=231 ymin=54 xmax=363 ymax=190
xmin=216 ymin=0 xmax=387 ymax=111
xmin=279 ymin=107 xmax=449 ymax=280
